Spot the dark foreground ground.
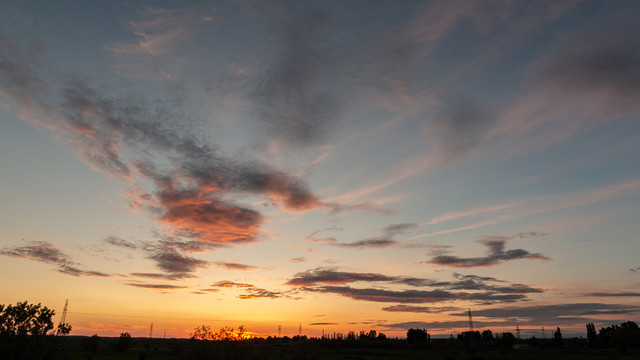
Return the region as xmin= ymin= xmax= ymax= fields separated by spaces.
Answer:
xmin=58 ymin=336 xmax=640 ymax=360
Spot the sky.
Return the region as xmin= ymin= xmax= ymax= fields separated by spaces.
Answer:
xmin=1 ymin=0 xmax=640 ymax=339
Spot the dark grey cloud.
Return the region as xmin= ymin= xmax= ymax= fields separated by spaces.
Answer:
xmin=309 ymin=322 xmax=337 ymax=326
xmin=534 ymin=25 xmax=640 ymax=110
xmin=209 ymin=280 xmax=284 ymax=299
xmin=0 ymin=241 xmax=110 ymax=277
xmin=449 ymin=303 xmax=640 ymax=325
xmin=211 ymin=281 xmax=254 ymax=288
xmin=288 ymin=268 xmax=541 ymax=305
xmin=629 ymin=267 xmax=640 ymax=273
xmin=287 ymin=268 xmax=398 ymax=286
xmin=310 ymin=286 xmax=527 ymax=304
xmin=103 ymin=236 xmax=137 ymax=249
xmin=287 ymin=268 xmax=541 ymax=294
xmin=426 ymin=239 xmax=550 ymax=268
xmin=214 ymin=261 xmax=260 ymax=271
xmin=431 ymin=93 xmax=496 ymax=160
xmin=307 ymin=223 xmax=418 ymax=249
xmin=143 ymin=244 xmax=208 ymax=276
xmin=237 ymin=288 xmax=284 ymax=300
xmin=248 ymin=4 xmax=341 ymax=147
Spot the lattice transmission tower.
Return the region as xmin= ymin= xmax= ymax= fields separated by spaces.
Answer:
xmin=60 ymin=299 xmax=68 ymax=324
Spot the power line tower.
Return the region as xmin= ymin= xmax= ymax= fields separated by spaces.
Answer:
xmin=516 ymin=324 xmax=521 ymax=340
xmin=467 ymin=308 xmax=474 ymax=332
xmin=278 ymin=325 xmax=281 ymax=337
xmin=60 ymin=299 xmax=68 ymax=324
xmin=299 ymin=323 xmax=302 ymax=335
xmin=542 ymin=326 xmax=545 ymax=339
xmin=149 ymin=322 xmax=153 ymax=338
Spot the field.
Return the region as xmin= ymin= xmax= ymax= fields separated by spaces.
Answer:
xmin=59 ymin=336 xmax=640 ymax=360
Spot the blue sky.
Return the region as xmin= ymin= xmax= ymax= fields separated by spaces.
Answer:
xmin=1 ymin=0 xmax=640 ymax=338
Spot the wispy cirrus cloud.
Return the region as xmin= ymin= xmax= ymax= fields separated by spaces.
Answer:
xmin=107 ymin=6 xmax=215 ymax=79
xmin=0 ymin=241 xmax=110 ymax=277
xmin=413 ymin=178 xmax=640 ymax=240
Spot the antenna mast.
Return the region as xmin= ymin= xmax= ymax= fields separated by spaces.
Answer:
xmin=516 ymin=324 xmax=521 ymax=340
xmin=468 ymin=308 xmax=474 ymax=332
xmin=60 ymin=299 xmax=68 ymax=324
xmin=149 ymin=323 xmax=153 ymax=338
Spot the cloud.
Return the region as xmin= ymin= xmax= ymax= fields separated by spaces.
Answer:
xmin=309 ymin=286 xmax=527 ymax=304
xmin=106 ymin=6 xmax=213 ymax=79
xmin=587 ymin=292 xmax=640 ymax=297
xmin=103 ymin=236 xmax=138 ymax=249
xmin=630 ymin=267 xmax=640 ymax=273
xmin=381 ymin=305 xmax=461 ymax=313
xmin=288 ymin=257 xmax=306 ymax=263
xmin=143 ymin=244 xmax=209 ymax=276
xmin=247 ymin=5 xmax=342 ymax=147
xmin=307 ymin=223 xmax=418 ymax=249
xmin=130 ymin=272 xmax=195 ymax=281
xmin=0 ymin=241 xmax=110 ymax=277
xmin=209 ymin=280 xmax=285 ymax=299
xmin=213 ymin=261 xmax=260 ymax=271
xmin=533 ymin=25 xmax=640 ymax=112
xmin=449 ymin=303 xmax=640 ymax=324
xmin=429 ymin=93 xmax=496 ymax=161
xmin=211 ymin=281 xmax=254 ymax=288
xmin=426 ymin=239 xmax=550 ymax=268
xmin=124 ymin=283 xmax=189 ymax=290
xmin=413 ymin=179 xmax=640 ymax=240
xmin=0 ymin=35 xmax=327 ymax=248
xmin=288 ymin=268 xmax=541 ymax=305
xmin=309 ymin=322 xmax=337 ymax=326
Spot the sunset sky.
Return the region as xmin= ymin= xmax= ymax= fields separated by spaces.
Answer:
xmin=1 ymin=0 xmax=640 ymax=339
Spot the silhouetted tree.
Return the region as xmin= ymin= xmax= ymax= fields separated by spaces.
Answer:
xmin=115 ymin=332 xmax=132 ymax=351
xmin=407 ymin=328 xmax=430 ymax=345
xmin=610 ymin=321 xmax=640 ymax=350
xmin=83 ymin=334 xmax=100 ymax=353
xmin=191 ymin=325 xmax=214 ymax=341
xmin=586 ymin=323 xmax=597 ymax=347
xmin=497 ymin=332 xmax=516 ymax=348
xmin=553 ymin=327 xmax=562 ymax=345
xmin=481 ymin=329 xmax=493 ymax=343
xmin=0 ymin=301 xmax=58 ymax=359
